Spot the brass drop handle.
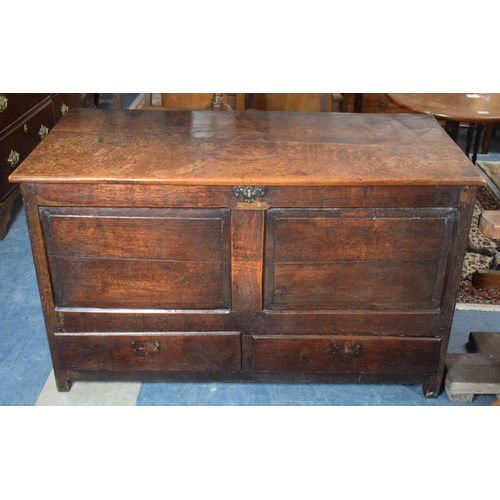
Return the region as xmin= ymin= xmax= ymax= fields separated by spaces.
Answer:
xmin=39 ymin=124 xmax=49 ymax=139
xmin=233 ymin=186 xmax=266 ymax=203
xmin=330 ymin=343 xmax=364 ymax=358
xmin=132 ymin=340 xmax=161 ymax=356
xmin=0 ymin=95 xmax=7 ymax=112
xmin=7 ymin=150 xmax=20 ymax=168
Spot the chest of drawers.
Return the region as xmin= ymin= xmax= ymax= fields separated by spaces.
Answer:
xmin=10 ymin=109 xmax=485 ymax=397
xmin=0 ymin=93 xmax=94 ymax=238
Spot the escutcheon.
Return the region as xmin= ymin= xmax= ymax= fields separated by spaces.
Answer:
xmin=233 ymin=186 xmax=266 ymax=203
xmin=330 ymin=343 xmax=364 ymax=358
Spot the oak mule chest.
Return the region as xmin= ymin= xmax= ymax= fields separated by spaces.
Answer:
xmin=10 ymin=109 xmax=485 ymax=396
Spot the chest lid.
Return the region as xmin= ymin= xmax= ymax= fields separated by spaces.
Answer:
xmin=10 ymin=108 xmax=485 ymax=187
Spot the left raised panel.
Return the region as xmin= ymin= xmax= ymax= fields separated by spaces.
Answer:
xmin=40 ymin=206 xmax=231 ymax=309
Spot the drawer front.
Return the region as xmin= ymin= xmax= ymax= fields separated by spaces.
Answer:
xmin=253 ymin=335 xmax=441 ymax=376
xmin=40 ymin=206 xmax=231 ymax=309
xmin=55 ymin=332 xmax=241 ymax=372
xmin=0 ymin=93 xmax=52 ymax=135
xmin=265 ymin=208 xmax=456 ymax=311
xmin=1 ymin=101 xmax=55 ymax=199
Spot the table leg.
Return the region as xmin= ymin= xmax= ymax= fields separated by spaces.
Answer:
xmin=465 ymin=125 xmax=474 ymax=157
xmin=471 ymin=123 xmax=484 ymax=164
xmin=444 ymin=120 xmax=460 ymax=141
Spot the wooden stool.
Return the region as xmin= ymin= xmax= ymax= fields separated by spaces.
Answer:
xmin=479 ymin=210 xmax=500 ymax=239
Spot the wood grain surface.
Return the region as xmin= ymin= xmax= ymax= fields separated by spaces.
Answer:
xmin=10 ymin=109 xmax=484 ymax=186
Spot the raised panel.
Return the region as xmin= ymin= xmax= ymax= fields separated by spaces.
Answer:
xmin=40 ymin=207 xmax=231 ymax=309
xmin=265 ymin=208 xmax=456 ymax=310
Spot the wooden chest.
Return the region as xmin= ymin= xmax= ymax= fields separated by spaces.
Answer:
xmin=10 ymin=109 xmax=485 ymax=397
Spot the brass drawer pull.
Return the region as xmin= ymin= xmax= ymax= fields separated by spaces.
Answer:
xmin=39 ymin=124 xmax=49 ymax=139
xmin=330 ymin=343 xmax=364 ymax=358
xmin=132 ymin=340 xmax=161 ymax=356
xmin=7 ymin=149 xmax=20 ymax=168
xmin=233 ymin=185 xmax=266 ymax=203
xmin=0 ymin=95 xmax=7 ymax=112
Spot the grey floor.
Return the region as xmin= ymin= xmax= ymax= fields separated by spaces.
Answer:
xmin=1 ymin=105 xmax=499 ymax=405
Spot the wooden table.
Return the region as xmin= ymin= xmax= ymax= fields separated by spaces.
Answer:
xmin=10 ymin=109 xmax=484 ymax=397
xmin=386 ymin=93 xmax=500 ymax=164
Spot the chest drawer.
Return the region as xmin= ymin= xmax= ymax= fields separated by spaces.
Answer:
xmin=55 ymin=332 xmax=242 ymax=372
xmin=0 ymin=93 xmax=52 ymax=135
xmin=252 ymin=335 xmax=441 ymax=376
xmin=1 ymin=101 xmax=55 ymax=199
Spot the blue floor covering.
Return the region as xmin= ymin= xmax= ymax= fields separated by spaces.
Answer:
xmin=1 ymin=200 xmax=498 ymax=406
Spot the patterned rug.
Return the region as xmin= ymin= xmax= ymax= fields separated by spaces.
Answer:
xmin=457 ymin=163 xmax=500 ymax=306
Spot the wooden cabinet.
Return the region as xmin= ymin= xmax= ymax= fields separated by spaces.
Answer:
xmin=0 ymin=93 xmax=93 ymax=238
xmin=10 ymin=109 xmax=484 ymax=397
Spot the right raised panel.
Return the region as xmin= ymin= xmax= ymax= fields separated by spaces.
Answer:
xmin=264 ymin=207 xmax=456 ymax=311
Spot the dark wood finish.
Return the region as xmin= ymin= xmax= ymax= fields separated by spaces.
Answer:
xmin=0 ymin=187 xmax=19 ymax=239
xmin=0 ymin=93 xmax=93 ymax=239
xmin=0 ymin=102 xmax=55 ymax=200
xmin=40 ymin=206 xmax=230 ymax=309
xmin=264 ymin=207 xmax=454 ymax=310
xmin=253 ymin=335 xmax=441 ymax=376
xmin=231 ymin=210 xmax=265 ymax=311
xmin=10 ymin=109 xmax=484 ymax=396
xmin=55 ymin=332 xmax=241 ymax=372
xmin=0 ymin=94 xmax=51 ymax=135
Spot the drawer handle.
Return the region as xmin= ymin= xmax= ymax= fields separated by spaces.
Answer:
xmin=0 ymin=95 xmax=7 ymax=112
xmin=132 ymin=340 xmax=161 ymax=356
xmin=7 ymin=150 xmax=20 ymax=168
xmin=330 ymin=343 xmax=364 ymax=358
xmin=39 ymin=124 xmax=49 ymax=139
xmin=233 ymin=185 xmax=266 ymax=203
xmin=61 ymin=103 xmax=69 ymax=116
